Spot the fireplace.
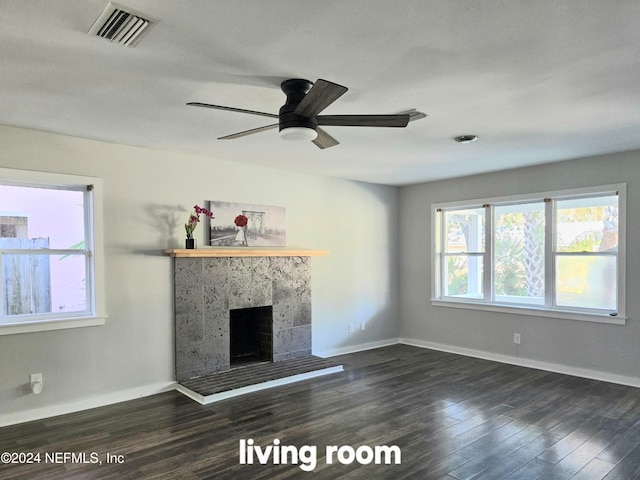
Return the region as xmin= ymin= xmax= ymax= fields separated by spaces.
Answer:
xmin=229 ymin=306 xmax=273 ymax=366
xmin=172 ymin=255 xmax=313 ymax=381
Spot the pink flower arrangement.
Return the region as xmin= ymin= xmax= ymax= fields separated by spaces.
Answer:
xmin=185 ymin=204 xmax=213 ymax=239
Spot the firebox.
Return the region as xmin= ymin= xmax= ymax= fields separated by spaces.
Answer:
xmin=229 ymin=305 xmax=273 ymax=367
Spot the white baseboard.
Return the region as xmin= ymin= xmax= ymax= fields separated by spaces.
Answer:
xmin=314 ymin=338 xmax=399 ymax=358
xmin=399 ymin=337 xmax=640 ymax=389
xmin=0 ymin=381 xmax=176 ymax=428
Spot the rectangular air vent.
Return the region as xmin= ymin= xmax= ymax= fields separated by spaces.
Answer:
xmin=88 ymin=2 xmax=157 ymax=47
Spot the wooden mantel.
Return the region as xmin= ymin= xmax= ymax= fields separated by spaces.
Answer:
xmin=162 ymin=248 xmax=330 ymax=258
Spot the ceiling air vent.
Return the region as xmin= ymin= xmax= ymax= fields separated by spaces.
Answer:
xmin=88 ymin=2 xmax=157 ymax=47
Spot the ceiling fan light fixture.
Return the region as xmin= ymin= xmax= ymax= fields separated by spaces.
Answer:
xmin=279 ymin=126 xmax=318 ymax=142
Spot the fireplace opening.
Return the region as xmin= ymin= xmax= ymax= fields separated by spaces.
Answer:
xmin=229 ymin=306 xmax=273 ymax=368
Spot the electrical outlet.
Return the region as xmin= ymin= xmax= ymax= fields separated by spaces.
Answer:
xmin=360 ymin=322 xmax=366 ymax=331
xmin=514 ymin=333 xmax=521 ymax=344
xmin=30 ymin=373 xmax=43 ymax=394
xmin=348 ymin=323 xmax=354 ymax=334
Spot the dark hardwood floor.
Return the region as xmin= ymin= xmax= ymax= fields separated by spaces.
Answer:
xmin=2 ymin=344 xmax=640 ymax=479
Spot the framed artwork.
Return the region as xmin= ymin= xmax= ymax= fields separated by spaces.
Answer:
xmin=206 ymin=200 xmax=286 ymax=247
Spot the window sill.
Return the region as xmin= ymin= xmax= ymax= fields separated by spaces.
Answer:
xmin=0 ymin=316 xmax=106 ymax=335
xmin=430 ymin=300 xmax=626 ymax=326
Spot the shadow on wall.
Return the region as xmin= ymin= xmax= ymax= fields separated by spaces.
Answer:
xmin=141 ymin=203 xmax=185 ymax=247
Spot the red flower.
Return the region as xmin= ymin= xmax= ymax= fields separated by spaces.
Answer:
xmin=234 ymin=214 xmax=248 ymax=227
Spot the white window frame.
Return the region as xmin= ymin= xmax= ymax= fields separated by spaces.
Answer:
xmin=0 ymin=168 xmax=105 ymax=335
xmin=431 ymin=184 xmax=626 ymax=325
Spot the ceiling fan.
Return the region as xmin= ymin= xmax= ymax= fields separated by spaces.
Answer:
xmin=187 ymin=78 xmax=426 ymax=149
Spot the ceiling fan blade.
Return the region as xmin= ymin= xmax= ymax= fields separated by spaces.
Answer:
xmin=218 ymin=123 xmax=279 ymax=140
xmin=317 ymin=114 xmax=410 ymax=128
xmin=187 ymin=102 xmax=278 ymax=119
xmin=399 ymin=109 xmax=428 ymax=122
xmin=294 ymin=79 xmax=348 ymax=117
xmin=312 ymin=128 xmax=340 ymax=149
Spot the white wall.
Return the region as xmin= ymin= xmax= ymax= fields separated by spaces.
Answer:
xmin=399 ymin=150 xmax=640 ymax=383
xmin=0 ymin=125 xmax=399 ymax=425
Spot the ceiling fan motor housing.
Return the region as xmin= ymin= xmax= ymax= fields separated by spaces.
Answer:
xmin=279 ymin=79 xmax=318 ymax=132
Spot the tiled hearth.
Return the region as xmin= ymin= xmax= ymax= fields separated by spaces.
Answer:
xmin=164 ymin=248 xmax=342 ymax=404
xmin=177 ymin=355 xmax=343 ymax=405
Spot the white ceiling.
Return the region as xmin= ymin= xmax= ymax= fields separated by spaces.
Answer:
xmin=1 ymin=1 xmax=639 ymax=186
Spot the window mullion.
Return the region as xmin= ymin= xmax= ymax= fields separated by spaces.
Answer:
xmin=0 ymin=249 xmax=88 ymax=255
xmin=438 ymin=209 xmax=444 ymax=299
xmin=544 ymin=198 xmax=554 ymax=308
xmin=433 ymin=208 xmax=444 ymax=299
xmin=440 ymin=210 xmax=446 ymax=299
xmin=484 ymin=204 xmax=493 ymax=303
xmin=83 ymin=188 xmax=94 ymax=313
xmin=616 ymin=186 xmax=626 ymax=318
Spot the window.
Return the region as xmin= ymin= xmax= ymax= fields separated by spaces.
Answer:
xmin=432 ymin=184 xmax=625 ymax=324
xmin=0 ymin=168 xmax=104 ymax=334
xmin=442 ymin=207 xmax=485 ymax=300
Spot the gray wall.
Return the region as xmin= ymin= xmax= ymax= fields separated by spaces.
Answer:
xmin=0 ymin=125 xmax=399 ymax=425
xmin=399 ymin=150 xmax=640 ymax=380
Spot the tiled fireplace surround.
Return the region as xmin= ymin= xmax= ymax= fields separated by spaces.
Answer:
xmin=174 ymin=256 xmax=313 ymax=381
